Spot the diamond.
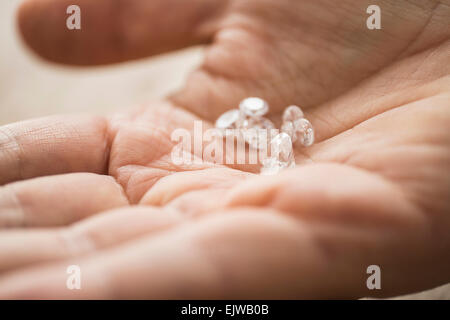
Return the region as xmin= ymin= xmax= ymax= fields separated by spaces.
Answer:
xmin=281 ymin=121 xmax=297 ymax=143
xmin=241 ymin=117 xmax=275 ymax=150
xmin=261 ymin=157 xmax=283 ymax=175
xmin=270 ymin=132 xmax=293 ymax=163
xmin=239 ymin=97 xmax=269 ymax=117
xmin=282 ymin=105 xmax=304 ymax=123
xmin=215 ymin=109 xmax=240 ymax=129
xmin=260 ymin=156 xmax=295 ymax=175
xmin=213 ymin=99 xmax=313 ymax=175
xmin=293 ymin=118 xmax=314 ymax=147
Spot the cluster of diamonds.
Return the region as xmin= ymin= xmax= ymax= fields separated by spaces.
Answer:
xmin=215 ymin=97 xmax=314 ymax=175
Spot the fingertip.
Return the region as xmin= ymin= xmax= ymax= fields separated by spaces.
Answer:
xmin=17 ymin=0 xmax=40 ymax=58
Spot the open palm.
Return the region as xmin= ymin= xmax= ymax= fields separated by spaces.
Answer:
xmin=0 ymin=0 xmax=449 ymax=298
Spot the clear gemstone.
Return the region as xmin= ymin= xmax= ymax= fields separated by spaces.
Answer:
xmin=239 ymin=97 xmax=269 ymax=117
xmin=261 ymin=157 xmax=284 ymax=175
xmin=241 ymin=117 xmax=275 ymax=150
xmin=260 ymin=156 xmax=295 ymax=175
xmin=282 ymin=105 xmax=304 ymax=123
xmin=215 ymin=109 xmax=240 ymax=129
xmin=281 ymin=121 xmax=297 ymax=143
xmin=270 ymin=132 xmax=293 ymax=163
xmin=293 ymin=118 xmax=314 ymax=147
xmin=237 ymin=115 xmax=255 ymax=130
xmin=258 ymin=118 xmax=275 ymax=130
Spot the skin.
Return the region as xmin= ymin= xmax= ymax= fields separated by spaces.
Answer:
xmin=0 ymin=0 xmax=448 ymax=298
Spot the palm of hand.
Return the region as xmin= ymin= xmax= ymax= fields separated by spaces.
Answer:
xmin=0 ymin=0 xmax=449 ymax=298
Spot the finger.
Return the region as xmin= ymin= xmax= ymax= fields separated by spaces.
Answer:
xmin=0 ymin=206 xmax=182 ymax=273
xmin=0 ymin=208 xmax=448 ymax=299
xmin=0 ymin=209 xmax=329 ymax=299
xmin=299 ymin=93 xmax=450 ymax=215
xmin=138 ymin=167 xmax=250 ymax=217
xmin=140 ymin=167 xmax=250 ymax=207
xmin=224 ymin=163 xmax=424 ymax=226
xmin=0 ymin=115 xmax=110 ymax=185
xmin=0 ymin=173 xmax=128 ymax=228
xmin=17 ymin=0 xmax=226 ymax=65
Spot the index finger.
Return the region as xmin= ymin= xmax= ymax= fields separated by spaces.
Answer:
xmin=0 ymin=115 xmax=110 ymax=185
xmin=17 ymin=0 xmax=225 ymax=65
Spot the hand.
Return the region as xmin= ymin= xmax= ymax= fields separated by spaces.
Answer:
xmin=0 ymin=0 xmax=448 ymax=298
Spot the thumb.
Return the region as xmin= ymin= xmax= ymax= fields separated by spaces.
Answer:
xmin=17 ymin=0 xmax=226 ymax=65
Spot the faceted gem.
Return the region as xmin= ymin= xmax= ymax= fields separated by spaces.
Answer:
xmin=281 ymin=121 xmax=297 ymax=143
xmin=215 ymin=109 xmax=240 ymax=129
xmin=270 ymin=132 xmax=293 ymax=163
xmin=260 ymin=156 xmax=295 ymax=176
xmin=239 ymin=97 xmax=269 ymax=117
xmin=213 ymin=99 xmax=313 ymax=176
xmin=293 ymin=118 xmax=314 ymax=147
xmin=241 ymin=117 xmax=275 ymax=150
xmin=282 ymin=105 xmax=304 ymax=123
xmin=260 ymin=157 xmax=284 ymax=175
xmin=257 ymin=118 xmax=275 ymax=131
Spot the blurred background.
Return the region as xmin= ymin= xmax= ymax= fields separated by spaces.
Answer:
xmin=1 ymin=1 xmax=448 ymax=299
